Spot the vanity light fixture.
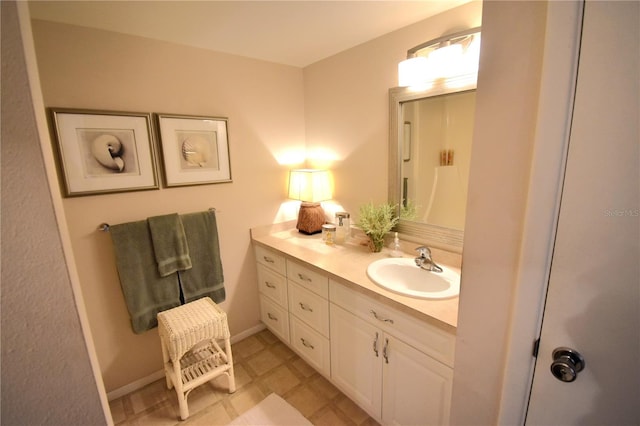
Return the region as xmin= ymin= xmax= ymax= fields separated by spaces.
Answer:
xmin=288 ymin=169 xmax=332 ymax=234
xmin=398 ymin=56 xmax=429 ymax=87
xmin=398 ymin=27 xmax=481 ymax=88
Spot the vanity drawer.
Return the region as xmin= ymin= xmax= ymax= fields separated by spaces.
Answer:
xmin=288 ymin=281 xmax=329 ymax=337
xmin=329 ymin=280 xmax=455 ymax=367
xmin=290 ymin=316 xmax=330 ymax=377
xmin=257 ymin=264 xmax=288 ymax=307
xmin=287 ymin=260 xmax=328 ymax=298
xmin=255 ymin=245 xmax=286 ymax=276
xmin=259 ymin=296 xmax=290 ymax=344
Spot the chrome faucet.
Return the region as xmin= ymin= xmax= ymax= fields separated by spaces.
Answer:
xmin=414 ymin=246 xmax=443 ymax=273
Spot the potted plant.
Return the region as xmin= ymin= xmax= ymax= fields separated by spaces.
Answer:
xmin=356 ymin=202 xmax=400 ymax=252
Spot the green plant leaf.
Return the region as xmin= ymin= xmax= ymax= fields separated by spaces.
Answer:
xmin=356 ymin=202 xmax=399 ymax=239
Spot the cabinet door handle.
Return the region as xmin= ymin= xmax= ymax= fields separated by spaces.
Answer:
xmin=299 ymin=302 xmax=313 ymax=312
xmin=265 ymin=282 xmax=276 ymax=289
xmin=297 ymin=273 xmax=312 ymax=282
xmin=267 ymin=313 xmax=278 ymax=321
xmin=383 ymin=338 xmax=389 ymax=364
xmin=263 ymin=256 xmax=275 ymax=264
xmin=300 ymin=338 xmax=315 ymax=350
xmin=373 ymin=332 xmax=379 ymax=357
xmin=370 ymin=310 xmax=394 ymax=324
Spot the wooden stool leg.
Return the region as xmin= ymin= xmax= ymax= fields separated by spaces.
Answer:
xmin=161 ymin=342 xmax=173 ymax=390
xmin=172 ymin=360 xmax=189 ymax=420
xmin=225 ymin=337 xmax=236 ymax=393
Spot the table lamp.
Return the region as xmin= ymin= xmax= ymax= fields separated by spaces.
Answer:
xmin=288 ymin=169 xmax=331 ymax=234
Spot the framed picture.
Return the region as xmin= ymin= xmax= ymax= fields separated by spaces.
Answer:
xmin=50 ymin=108 xmax=159 ymax=197
xmin=155 ymin=114 xmax=232 ymax=187
xmin=403 ymin=121 xmax=412 ymax=162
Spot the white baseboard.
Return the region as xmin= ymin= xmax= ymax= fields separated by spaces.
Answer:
xmin=106 ymin=323 xmax=266 ymax=401
xmin=107 ymin=370 xmax=166 ymax=401
xmin=230 ymin=323 xmax=266 ymax=344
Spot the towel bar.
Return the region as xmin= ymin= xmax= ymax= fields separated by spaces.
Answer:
xmin=98 ymin=208 xmax=217 ymax=232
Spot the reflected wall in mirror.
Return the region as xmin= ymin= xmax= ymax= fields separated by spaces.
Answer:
xmin=389 ymin=83 xmax=477 ymax=251
xmin=403 ymin=90 xmax=475 ymax=229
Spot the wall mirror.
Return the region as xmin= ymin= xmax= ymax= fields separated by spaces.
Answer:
xmin=390 ymin=28 xmax=480 ymax=252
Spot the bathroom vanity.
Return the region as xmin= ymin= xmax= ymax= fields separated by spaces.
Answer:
xmin=251 ymin=223 xmax=460 ymax=425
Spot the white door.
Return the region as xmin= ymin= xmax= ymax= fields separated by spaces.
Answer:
xmin=382 ymin=335 xmax=452 ymax=426
xmin=526 ymin=1 xmax=639 ymax=424
xmin=330 ymin=304 xmax=382 ymax=419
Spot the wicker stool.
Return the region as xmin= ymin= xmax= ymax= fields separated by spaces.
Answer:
xmin=157 ymin=297 xmax=236 ymax=420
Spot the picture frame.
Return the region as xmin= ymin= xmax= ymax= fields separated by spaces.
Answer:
xmin=155 ymin=113 xmax=232 ymax=187
xmin=50 ymin=108 xmax=159 ymax=197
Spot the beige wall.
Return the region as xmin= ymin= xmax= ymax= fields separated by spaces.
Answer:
xmin=1 ymin=1 xmax=106 ymax=423
xmin=451 ymin=1 xmax=548 ymax=424
xmin=31 ymin=20 xmax=307 ymax=391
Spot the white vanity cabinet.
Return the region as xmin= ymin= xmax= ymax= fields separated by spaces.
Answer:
xmin=330 ymin=280 xmax=454 ymax=425
xmin=254 ymin=241 xmax=455 ymax=425
xmin=287 ymin=259 xmax=331 ymax=376
xmin=255 ymin=246 xmax=289 ymax=343
xmin=255 ymin=245 xmax=331 ymax=376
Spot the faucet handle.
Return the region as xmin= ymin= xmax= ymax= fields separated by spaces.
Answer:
xmin=415 ymin=246 xmax=432 ymax=258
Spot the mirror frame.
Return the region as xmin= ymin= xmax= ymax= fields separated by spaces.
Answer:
xmin=389 ymin=80 xmax=477 ymax=252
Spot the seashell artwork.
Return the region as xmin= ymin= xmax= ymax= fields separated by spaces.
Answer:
xmin=181 ymin=135 xmax=211 ymax=167
xmin=91 ymin=134 xmax=125 ymax=172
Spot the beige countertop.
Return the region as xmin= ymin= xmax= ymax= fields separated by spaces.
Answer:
xmin=250 ymin=223 xmax=460 ymax=334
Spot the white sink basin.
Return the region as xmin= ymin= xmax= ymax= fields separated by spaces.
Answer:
xmin=366 ymin=258 xmax=460 ymax=300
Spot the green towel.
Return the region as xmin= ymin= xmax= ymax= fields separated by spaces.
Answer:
xmin=148 ymin=213 xmax=192 ymax=277
xmin=110 ymin=220 xmax=181 ymax=333
xmin=179 ymin=210 xmax=226 ymax=304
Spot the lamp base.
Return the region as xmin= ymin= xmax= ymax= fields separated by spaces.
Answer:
xmin=296 ymin=202 xmax=326 ymax=235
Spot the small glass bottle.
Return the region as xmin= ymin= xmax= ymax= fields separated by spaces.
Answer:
xmin=335 ymin=212 xmax=351 ymax=243
xmin=322 ymin=224 xmax=336 ymax=246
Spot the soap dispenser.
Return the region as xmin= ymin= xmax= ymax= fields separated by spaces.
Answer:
xmin=390 ymin=232 xmax=403 ymax=257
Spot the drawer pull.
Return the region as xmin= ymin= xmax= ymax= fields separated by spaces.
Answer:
xmin=267 ymin=313 xmax=278 ymax=321
xmin=300 ymin=338 xmax=315 ymax=350
xmin=297 ymin=273 xmax=312 ymax=282
xmin=265 ymin=282 xmax=276 ymax=289
xmin=370 ymin=310 xmax=394 ymax=324
xmin=299 ymin=302 xmax=313 ymax=312
xmin=373 ymin=332 xmax=379 ymax=357
xmin=263 ymin=256 xmax=275 ymax=264
xmin=383 ymin=338 xmax=389 ymax=364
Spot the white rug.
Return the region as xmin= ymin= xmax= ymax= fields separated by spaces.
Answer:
xmin=226 ymin=393 xmax=313 ymax=426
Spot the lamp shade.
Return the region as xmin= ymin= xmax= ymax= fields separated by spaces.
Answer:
xmin=288 ymin=169 xmax=331 ymax=202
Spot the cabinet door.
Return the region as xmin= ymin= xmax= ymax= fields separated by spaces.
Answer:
xmin=287 ymin=260 xmax=328 ymax=298
xmin=382 ymin=335 xmax=453 ymax=426
xmin=257 ymin=264 xmax=288 ymax=307
xmin=259 ymin=296 xmax=290 ymax=344
xmin=290 ymin=316 xmax=331 ymax=377
xmin=288 ymin=281 xmax=329 ymax=337
xmin=254 ymin=245 xmax=286 ymax=275
xmin=330 ymin=304 xmax=382 ymax=419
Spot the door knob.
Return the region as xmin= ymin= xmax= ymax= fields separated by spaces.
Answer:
xmin=550 ymin=347 xmax=585 ymax=382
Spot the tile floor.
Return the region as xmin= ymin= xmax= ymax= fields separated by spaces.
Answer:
xmin=109 ymin=328 xmax=379 ymax=425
